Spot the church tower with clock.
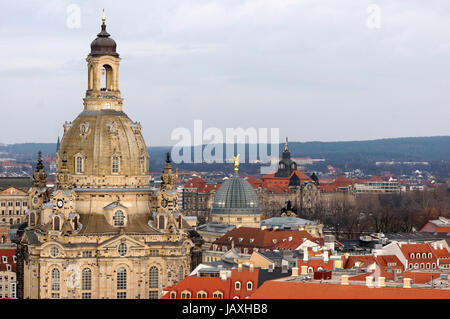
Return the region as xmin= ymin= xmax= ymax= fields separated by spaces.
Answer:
xmin=17 ymin=13 xmax=193 ymax=299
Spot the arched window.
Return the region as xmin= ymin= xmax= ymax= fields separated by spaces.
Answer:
xmin=117 ymin=267 xmax=127 ymax=299
xmin=197 ymin=291 xmax=207 ymax=299
xmin=112 ymin=156 xmax=119 ymax=173
xmin=235 ymin=281 xmax=241 ymax=290
xmin=149 ymin=266 xmax=158 ymax=289
xmin=422 ymin=253 xmax=426 ymax=259
xmin=82 ymin=268 xmax=92 ymax=290
xmin=428 ymin=253 xmax=432 ymax=259
xmin=213 ymin=291 xmax=223 ymax=299
xmin=432 ymin=263 xmax=436 ymax=269
xmin=101 ymin=64 xmax=114 ymax=91
xmin=420 ymin=263 xmax=424 ymax=269
xmin=16 ymin=218 xmax=20 ymax=224
xmin=414 ymin=263 xmax=418 ymax=269
xmin=416 ymin=253 xmax=420 ymax=259
xmin=247 ymin=281 xmax=253 ymax=291
xmin=181 ymin=291 xmax=191 ymax=299
xmin=179 ymin=266 xmax=184 ymax=282
xmin=29 ymin=212 xmax=35 ymax=225
xmin=170 ymin=291 xmax=177 ymax=299
xmin=51 ymin=268 xmax=60 ymax=291
xmin=53 ymin=216 xmax=60 ymax=231
xmin=308 ymin=267 xmax=314 ymax=273
xmin=76 ymin=156 xmax=83 ymax=173
xmin=426 ymin=263 xmax=430 ymax=269
xmin=409 ymin=263 xmax=413 ymax=269
xmin=158 ymin=215 xmax=165 ymax=229
xmin=114 ymin=210 xmax=125 ymax=226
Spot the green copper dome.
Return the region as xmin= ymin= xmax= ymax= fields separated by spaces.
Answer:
xmin=212 ymin=175 xmax=260 ymax=215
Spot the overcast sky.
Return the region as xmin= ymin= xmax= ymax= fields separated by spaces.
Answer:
xmin=1 ymin=0 xmax=450 ymax=146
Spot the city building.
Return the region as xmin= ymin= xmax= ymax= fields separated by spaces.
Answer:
xmin=420 ymin=216 xmax=450 ymax=233
xmin=16 ymin=15 xmax=193 ymax=299
xmin=248 ymin=139 xmax=320 ymax=218
xmin=210 ymin=158 xmax=262 ymax=228
xmin=182 ymin=177 xmax=218 ymax=223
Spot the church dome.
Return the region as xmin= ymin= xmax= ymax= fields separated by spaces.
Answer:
xmin=90 ymin=23 xmax=118 ymax=57
xmin=57 ymin=109 xmax=149 ymax=188
xmin=212 ymin=175 xmax=260 ymax=215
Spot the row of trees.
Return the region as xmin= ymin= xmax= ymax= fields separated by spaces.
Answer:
xmin=297 ymin=184 xmax=449 ymax=240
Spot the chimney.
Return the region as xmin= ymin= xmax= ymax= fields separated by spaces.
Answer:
xmin=303 ymin=247 xmax=308 ymax=262
xmin=300 ymin=265 xmax=308 ymax=275
xmin=249 ymin=263 xmax=254 ymax=272
xmin=341 ymin=275 xmax=349 ymax=285
xmin=238 ymin=261 xmax=243 ymax=272
xmin=220 ymin=270 xmax=227 ymax=281
xmin=439 ymin=242 xmax=443 ymax=250
xmin=366 ymin=276 xmax=374 ymax=288
xmin=323 ymin=251 xmax=329 ymax=263
xmin=432 ymin=242 xmax=437 ymax=250
xmin=292 ymin=267 xmax=299 ymax=277
xmin=344 ymin=253 xmax=349 ymax=260
xmin=378 ymin=277 xmax=385 ymax=288
xmin=403 ymin=278 xmax=412 ymax=288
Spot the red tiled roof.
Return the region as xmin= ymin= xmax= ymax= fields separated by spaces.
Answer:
xmin=0 ymin=248 xmax=16 ymax=272
xmin=230 ymin=268 xmax=259 ymax=299
xmin=343 ymin=255 xmax=376 ymax=270
xmin=431 ymin=246 xmax=450 ymax=259
xmin=399 ymin=243 xmax=436 ymax=262
xmin=249 ymin=280 xmax=450 ymax=299
xmin=348 ymin=273 xmax=373 ymax=281
xmin=214 ymin=227 xmax=315 ymax=251
xmin=184 ymin=177 xmax=206 ymax=189
xmin=162 ymin=276 xmax=231 ymax=299
xmin=403 ymin=272 xmax=440 ymax=284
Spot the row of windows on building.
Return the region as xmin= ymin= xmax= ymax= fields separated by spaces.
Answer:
xmin=170 ymin=281 xmax=254 ymax=299
xmin=75 ymin=155 xmax=147 ymax=174
xmin=0 ymin=218 xmax=23 ymax=225
xmin=0 ymin=282 xmax=16 ymax=299
xmin=408 ymin=262 xmax=437 ymax=270
xmin=1 ymin=210 xmax=27 ymax=216
xmin=0 ymin=201 xmax=28 ymax=207
xmin=50 ymin=266 xmax=162 ymax=299
xmin=410 ymin=253 xmax=434 ymax=259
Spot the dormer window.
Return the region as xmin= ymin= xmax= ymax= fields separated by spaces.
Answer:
xmin=410 ymin=253 xmax=414 ymax=259
xmin=416 ymin=253 xmax=420 ymax=259
xmin=422 ymin=253 xmax=426 ymax=259
xmin=113 ymin=210 xmax=125 ymax=227
xmin=112 ymin=156 xmax=120 ymax=173
xmin=247 ymin=281 xmax=253 ymax=291
xmin=235 ymin=281 xmax=241 ymax=290
xmin=428 ymin=253 xmax=432 ymax=259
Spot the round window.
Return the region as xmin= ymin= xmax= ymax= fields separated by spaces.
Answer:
xmin=118 ymin=243 xmax=127 ymax=257
xmin=50 ymin=246 xmax=59 ymax=258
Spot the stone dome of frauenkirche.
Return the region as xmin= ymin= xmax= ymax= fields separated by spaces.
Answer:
xmin=57 ymin=109 xmax=149 ymax=187
xmin=211 ymin=174 xmax=260 ymax=215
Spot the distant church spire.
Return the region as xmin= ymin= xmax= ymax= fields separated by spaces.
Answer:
xmin=56 ymin=136 xmax=60 ymax=152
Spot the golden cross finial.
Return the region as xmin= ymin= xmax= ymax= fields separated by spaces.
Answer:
xmin=102 ymin=8 xmax=106 ymax=23
xmin=285 ymin=137 xmax=289 ymax=152
xmin=233 ymin=154 xmax=240 ymax=173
